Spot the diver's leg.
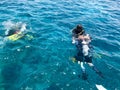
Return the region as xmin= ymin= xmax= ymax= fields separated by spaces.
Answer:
xmin=87 ymin=62 xmax=94 ymax=67
xmin=88 ymin=62 xmax=104 ymax=78
xmin=78 ymin=61 xmax=85 ymax=73
xmin=78 ymin=61 xmax=88 ymax=80
xmin=85 ymin=56 xmax=104 ymax=78
xmin=87 ymin=62 xmax=100 ymax=73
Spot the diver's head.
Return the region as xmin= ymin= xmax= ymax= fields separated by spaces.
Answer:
xmin=76 ymin=25 xmax=83 ymax=30
xmin=76 ymin=25 xmax=85 ymax=35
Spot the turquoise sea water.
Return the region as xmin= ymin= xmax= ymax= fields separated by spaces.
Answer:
xmin=0 ymin=0 xmax=120 ymax=90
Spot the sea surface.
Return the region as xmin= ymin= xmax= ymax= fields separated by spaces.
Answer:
xmin=0 ymin=0 xmax=120 ymax=90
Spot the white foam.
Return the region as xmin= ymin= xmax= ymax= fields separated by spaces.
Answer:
xmin=2 ymin=20 xmax=27 ymax=35
xmin=25 ymin=46 xmax=30 ymax=48
xmin=66 ymin=84 xmax=70 ymax=87
xmin=63 ymin=72 xmax=66 ymax=75
xmin=2 ymin=20 xmax=15 ymax=31
xmin=73 ymin=72 xmax=76 ymax=75
xmin=17 ymin=49 xmax=21 ymax=52
xmin=20 ymin=23 xmax=26 ymax=32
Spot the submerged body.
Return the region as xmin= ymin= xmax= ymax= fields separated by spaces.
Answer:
xmin=72 ymin=25 xmax=103 ymax=80
xmin=5 ymin=23 xmax=27 ymax=41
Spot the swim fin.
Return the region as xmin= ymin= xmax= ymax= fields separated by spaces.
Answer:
xmin=25 ymin=34 xmax=34 ymax=40
xmin=92 ymin=66 xmax=104 ymax=78
xmin=96 ymin=71 xmax=104 ymax=78
xmin=70 ymin=57 xmax=77 ymax=63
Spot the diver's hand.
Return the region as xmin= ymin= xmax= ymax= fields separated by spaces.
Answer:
xmin=72 ymin=39 xmax=76 ymax=44
xmin=84 ymin=34 xmax=90 ymax=40
xmin=72 ymin=37 xmax=76 ymax=44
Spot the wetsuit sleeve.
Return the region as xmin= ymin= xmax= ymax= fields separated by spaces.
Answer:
xmin=72 ymin=29 xmax=78 ymax=38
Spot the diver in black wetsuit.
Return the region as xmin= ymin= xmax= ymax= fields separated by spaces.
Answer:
xmin=5 ymin=23 xmax=26 ymax=36
xmin=72 ymin=25 xmax=103 ymax=80
xmin=6 ymin=28 xmax=19 ymax=36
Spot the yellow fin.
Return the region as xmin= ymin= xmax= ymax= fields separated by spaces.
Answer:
xmin=7 ymin=32 xmax=24 ymax=41
xmin=26 ymin=34 xmax=34 ymax=40
xmin=70 ymin=57 xmax=77 ymax=63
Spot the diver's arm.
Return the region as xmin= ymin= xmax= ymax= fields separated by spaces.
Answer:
xmin=72 ymin=37 xmax=76 ymax=44
xmin=72 ymin=29 xmax=78 ymax=44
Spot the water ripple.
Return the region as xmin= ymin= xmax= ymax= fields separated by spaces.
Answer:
xmin=0 ymin=0 xmax=120 ymax=90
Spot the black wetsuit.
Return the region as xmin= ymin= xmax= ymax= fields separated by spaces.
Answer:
xmin=6 ymin=30 xmax=16 ymax=36
xmin=72 ymin=27 xmax=92 ymax=63
xmin=74 ymin=39 xmax=92 ymax=63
